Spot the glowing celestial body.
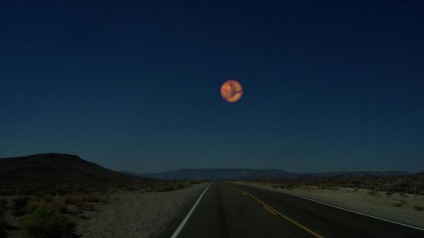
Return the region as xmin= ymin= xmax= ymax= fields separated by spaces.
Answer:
xmin=220 ymin=80 xmax=243 ymax=103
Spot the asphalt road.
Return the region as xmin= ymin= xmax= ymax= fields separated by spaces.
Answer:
xmin=167 ymin=182 xmax=424 ymax=238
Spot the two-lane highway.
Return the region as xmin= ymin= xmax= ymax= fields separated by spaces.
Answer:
xmin=167 ymin=182 xmax=424 ymax=238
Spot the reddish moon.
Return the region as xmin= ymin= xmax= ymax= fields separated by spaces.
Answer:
xmin=221 ymin=79 xmax=243 ymax=103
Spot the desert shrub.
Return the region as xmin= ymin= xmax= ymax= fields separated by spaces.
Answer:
xmin=63 ymin=195 xmax=84 ymax=205
xmin=155 ymin=185 xmax=173 ymax=192
xmin=83 ymin=193 xmax=101 ymax=203
xmin=399 ymin=193 xmax=409 ymax=197
xmin=77 ymin=202 xmax=95 ymax=211
xmin=0 ymin=189 xmax=11 ymax=196
xmin=413 ymin=205 xmax=424 ymax=211
xmin=177 ymin=183 xmax=185 ymax=190
xmin=0 ymin=218 xmax=7 ymax=238
xmin=26 ymin=198 xmax=67 ymax=214
xmin=21 ymin=206 xmax=75 ymax=238
xmin=13 ymin=197 xmax=29 ymax=211
xmin=26 ymin=199 xmax=45 ymax=213
xmin=126 ymin=186 xmax=136 ymax=191
xmin=12 ymin=197 xmax=30 ymax=216
xmin=393 ymin=200 xmax=407 ymax=207
xmin=148 ymin=181 xmax=194 ymax=192
xmin=63 ymin=193 xmax=102 ymax=205
xmin=43 ymin=196 xmax=54 ymax=203
xmin=152 ymin=183 xmax=174 ymax=192
xmin=0 ymin=199 xmax=6 ymax=215
xmin=190 ymin=180 xmax=203 ymax=185
xmin=52 ymin=201 xmax=68 ymax=214
xmin=0 ymin=199 xmax=6 ymax=209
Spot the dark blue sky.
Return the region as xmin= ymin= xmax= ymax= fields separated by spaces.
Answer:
xmin=1 ymin=1 xmax=423 ymax=173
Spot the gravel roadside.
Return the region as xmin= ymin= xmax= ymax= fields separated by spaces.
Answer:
xmin=76 ymin=183 xmax=208 ymax=238
xmin=234 ymin=182 xmax=424 ymax=229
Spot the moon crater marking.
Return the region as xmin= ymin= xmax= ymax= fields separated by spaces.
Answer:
xmin=221 ymin=80 xmax=243 ymax=103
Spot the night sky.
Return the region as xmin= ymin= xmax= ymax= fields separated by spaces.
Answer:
xmin=1 ymin=1 xmax=423 ymax=173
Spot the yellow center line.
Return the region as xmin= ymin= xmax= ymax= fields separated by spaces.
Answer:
xmin=262 ymin=205 xmax=278 ymax=216
xmin=234 ymin=186 xmax=324 ymax=238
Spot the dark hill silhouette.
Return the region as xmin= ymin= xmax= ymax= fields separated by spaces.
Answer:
xmin=0 ymin=153 xmax=146 ymax=184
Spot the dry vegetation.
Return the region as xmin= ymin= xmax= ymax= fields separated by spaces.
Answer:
xmin=254 ymin=173 xmax=424 ymax=195
xmin=0 ymin=180 xmax=204 ymax=238
xmin=0 ymin=154 xmax=207 ymax=237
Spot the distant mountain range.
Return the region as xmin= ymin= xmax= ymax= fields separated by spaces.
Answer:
xmin=0 ymin=153 xmax=412 ymax=183
xmin=139 ymin=169 xmax=411 ymax=181
xmin=140 ymin=169 xmax=298 ymax=180
xmin=0 ymin=153 xmax=148 ymax=184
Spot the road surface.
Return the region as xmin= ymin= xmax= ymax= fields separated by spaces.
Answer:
xmin=162 ymin=182 xmax=424 ymax=238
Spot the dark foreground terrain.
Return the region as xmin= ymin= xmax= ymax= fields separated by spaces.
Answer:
xmin=1 ymin=154 xmax=422 ymax=238
xmin=0 ymin=153 xmax=199 ymax=238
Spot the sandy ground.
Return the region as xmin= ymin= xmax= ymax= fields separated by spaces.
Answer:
xmin=234 ymin=182 xmax=424 ymax=229
xmin=76 ymin=183 xmax=207 ymax=238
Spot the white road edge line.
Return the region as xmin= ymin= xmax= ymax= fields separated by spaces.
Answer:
xmin=171 ymin=182 xmax=213 ymax=238
xmin=275 ymin=188 xmax=424 ymax=232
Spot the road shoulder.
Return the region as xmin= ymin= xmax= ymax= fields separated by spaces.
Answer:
xmin=77 ymin=183 xmax=208 ymax=238
xmin=233 ymin=181 xmax=424 ymax=229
